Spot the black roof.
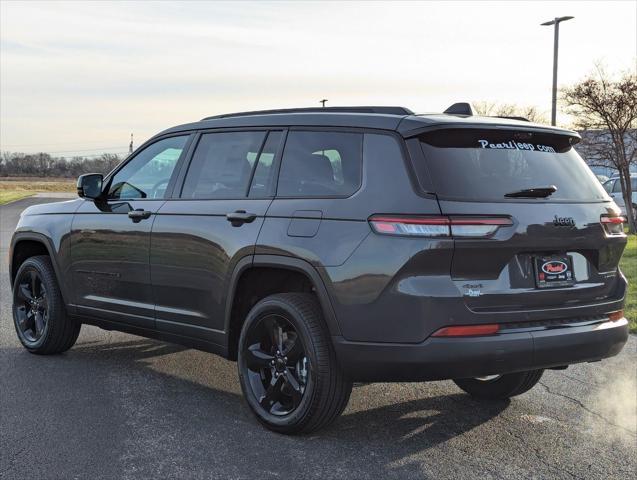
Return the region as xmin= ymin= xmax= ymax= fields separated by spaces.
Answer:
xmin=158 ymin=106 xmax=579 ymax=139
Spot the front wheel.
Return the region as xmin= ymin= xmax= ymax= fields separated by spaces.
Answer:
xmin=237 ymin=293 xmax=352 ymax=434
xmin=453 ymin=370 xmax=544 ymax=400
xmin=12 ymin=255 xmax=80 ymax=354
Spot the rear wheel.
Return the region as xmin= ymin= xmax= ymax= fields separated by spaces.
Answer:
xmin=453 ymin=370 xmax=544 ymax=400
xmin=12 ymin=256 xmax=80 ymax=354
xmin=238 ymin=293 xmax=352 ymax=434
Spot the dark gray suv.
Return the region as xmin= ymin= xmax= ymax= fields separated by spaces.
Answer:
xmin=10 ymin=106 xmax=629 ymax=434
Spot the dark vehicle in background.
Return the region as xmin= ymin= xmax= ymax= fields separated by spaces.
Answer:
xmin=10 ymin=105 xmax=629 ymax=434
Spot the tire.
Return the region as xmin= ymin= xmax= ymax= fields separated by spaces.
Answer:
xmin=237 ymin=293 xmax=352 ymax=434
xmin=453 ymin=370 xmax=544 ymax=400
xmin=12 ymin=255 xmax=80 ymax=354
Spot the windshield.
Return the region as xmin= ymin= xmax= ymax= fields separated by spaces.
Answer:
xmin=417 ymin=129 xmax=609 ymax=202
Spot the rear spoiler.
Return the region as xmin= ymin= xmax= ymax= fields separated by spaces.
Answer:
xmin=398 ymin=121 xmax=581 ymax=144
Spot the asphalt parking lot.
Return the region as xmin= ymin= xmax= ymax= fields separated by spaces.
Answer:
xmin=1 ymin=197 xmax=635 ymax=480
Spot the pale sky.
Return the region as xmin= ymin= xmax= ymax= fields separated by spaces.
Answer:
xmin=1 ymin=0 xmax=635 ymax=157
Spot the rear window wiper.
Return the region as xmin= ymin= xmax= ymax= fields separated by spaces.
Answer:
xmin=504 ymin=185 xmax=557 ymax=198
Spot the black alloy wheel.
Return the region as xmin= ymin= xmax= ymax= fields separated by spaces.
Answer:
xmin=238 ymin=293 xmax=352 ymax=434
xmin=243 ymin=313 xmax=309 ymax=416
xmin=454 ymin=369 xmax=545 ymax=399
xmin=12 ymin=255 xmax=81 ymax=354
xmin=14 ymin=269 xmax=49 ymax=344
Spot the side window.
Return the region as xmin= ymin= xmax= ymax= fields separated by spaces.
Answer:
xmin=108 ymin=135 xmax=188 ymax=200
xmin=277 ymin=131 xmax=363 ymax=197
xmin=612 ymin=180 xmax=622 ymax=193
xmin=181 ymin=131 xmax=266 ymax=199
xmin=249 ymin=131 xmax=282 ymax=197
xmin=602 ymin=180 xmax=614 ymax=194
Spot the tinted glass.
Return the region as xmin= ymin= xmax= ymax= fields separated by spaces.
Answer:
xmin=602 ymin=179 xmax=614 ymax=193
xmin=249 ymin=131 xmax=282 ymax=197
xmin=108 ymin=135 xmax=187 ymax=200
xmin=277 ymin=131 xmax=362 ymax=197
xmin=181 ymin=131 xmax=266 ymax=199
xmin=418 ymin=129 xmax=608 ymax=202
xmin=611 ymin=177 xmax=637 ymax=192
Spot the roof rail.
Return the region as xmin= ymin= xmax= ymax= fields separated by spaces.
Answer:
xmin=202 ymin=106 xmax=414 ymax=121
xmin=494 ymin=116 xmax=530 ymax=122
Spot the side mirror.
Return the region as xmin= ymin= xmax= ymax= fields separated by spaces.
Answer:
xmin=77 ymin=173 xmax=104 ymax=199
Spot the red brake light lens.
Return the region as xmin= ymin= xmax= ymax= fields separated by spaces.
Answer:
xmin=431 ymin=324 xmax=500 ymax=337
xmin=600 ymin=215 xmax=626 ymax=236
xmin=369 ymin=215 xmax=512 ymax=238
xmin=368 ymin=216 xmax=450 ymax=237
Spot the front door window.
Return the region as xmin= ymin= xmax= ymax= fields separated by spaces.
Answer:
xmin=108 ymin=136 xmax=188 ymax=200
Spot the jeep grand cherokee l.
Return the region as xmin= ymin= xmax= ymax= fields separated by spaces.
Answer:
xmin=10 ymin=105 xmax=629 ymax=434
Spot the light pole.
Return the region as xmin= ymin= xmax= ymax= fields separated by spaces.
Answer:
xmin=541 ymin=16 xmax=574 ymax=126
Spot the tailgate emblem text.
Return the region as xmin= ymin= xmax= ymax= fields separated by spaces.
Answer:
xmin=553 ymin=215 xmax=575 ymax=227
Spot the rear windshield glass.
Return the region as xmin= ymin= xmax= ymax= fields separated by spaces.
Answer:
xmin=418 ymin=129 xmax=608 ymax=202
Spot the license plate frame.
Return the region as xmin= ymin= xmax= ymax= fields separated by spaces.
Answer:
xmin=534 ymin=254 xmax=575 ymax=289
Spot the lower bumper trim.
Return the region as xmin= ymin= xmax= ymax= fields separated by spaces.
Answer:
xmin=333 ymin=318 xmax=629 ymax=382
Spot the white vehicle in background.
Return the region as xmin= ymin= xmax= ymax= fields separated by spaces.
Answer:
xmin=595 ymin=174 xmax=609 ymax=184
xmin=602 ymin=173 xmax=637 ymax=218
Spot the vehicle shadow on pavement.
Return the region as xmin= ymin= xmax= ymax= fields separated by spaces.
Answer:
xmin=75 ymin=337 xmax=190 ymax=359
xmin=74 ymin=338 xmax=510 ymax=456
xmin=3 ymin=336 xmax=509 ymax=479
xmin=335 ymin=392 xmax=508 ymax=441
xmin=328 ymin=391 xmax=509 ymax=478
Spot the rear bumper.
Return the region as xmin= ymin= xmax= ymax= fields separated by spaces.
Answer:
xmin=333 ymin=318 xmax=629 ymax=382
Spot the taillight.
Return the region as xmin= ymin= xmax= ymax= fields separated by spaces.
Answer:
xmin=600 ymin=214 xmax=626 ymax=236
xmin=368 ymin=215 xmax=512 ymax=238
xmin=431 ymin=324 xmax=500 ymax=337
xmin=368 ymin=216 xmax=450 ymax=237
xmin=449 ymin=216 xmax=513 ymax=237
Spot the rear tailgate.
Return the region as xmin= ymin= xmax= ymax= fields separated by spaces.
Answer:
xmin=415 ymin=127 xmax=627 ymax=322
xmin=440 ymin=200 xmax=625 ymax=314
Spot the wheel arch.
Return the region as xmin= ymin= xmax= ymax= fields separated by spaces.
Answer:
xmin=224 ymin=255 xmax=340 ymax=360
xmin=10 ymin=233 xmax=70 ymax=305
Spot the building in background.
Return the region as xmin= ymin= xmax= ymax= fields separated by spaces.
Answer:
xmin=577 ymin=129 xmax=636 ymax=180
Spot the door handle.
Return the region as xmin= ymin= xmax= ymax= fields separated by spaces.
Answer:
xmin=128 ymin=209 xmax=152 ymax=223
xmin=226 ymin=210 xmax=257 ymax=227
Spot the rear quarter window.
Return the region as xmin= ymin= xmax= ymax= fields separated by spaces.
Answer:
xmin=277 ymin=131 xmax=363 ymax=197
xmin=416 ymin=128 xmax=609 ymax=202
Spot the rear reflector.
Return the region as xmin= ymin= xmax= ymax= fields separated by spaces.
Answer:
xmin=600 ymin=215 xmax=626 ymax=236
xmin=431 ymin=324 xmax=500 ymax=337
xmin=369 ymin=215 xmax=512 ymax=238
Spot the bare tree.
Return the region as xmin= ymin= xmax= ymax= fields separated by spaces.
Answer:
xmin=562 ymin=66 xmax=637 ymax=233
xmin=473 ymin=101 xmax=549 ymax=124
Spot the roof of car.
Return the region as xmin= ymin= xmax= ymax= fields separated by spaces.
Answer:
xmin=609 ymin=173 xmax=637 ymax=178
xmin=158 ymin=106 xmax=579 ymax=139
